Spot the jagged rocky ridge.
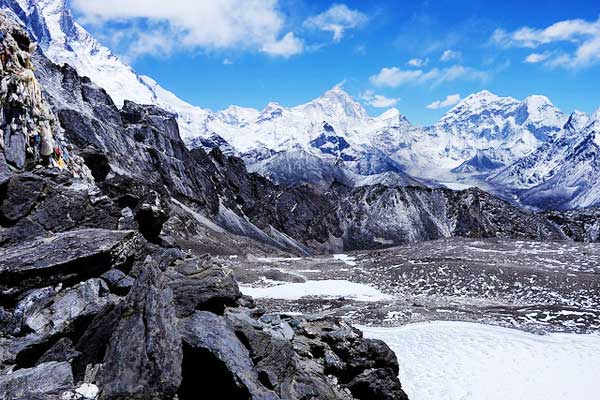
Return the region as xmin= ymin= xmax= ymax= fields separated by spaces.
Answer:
xmin=0 ymin=16 xmax=408 ymax=400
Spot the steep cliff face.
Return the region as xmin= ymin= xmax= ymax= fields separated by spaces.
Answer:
xmin=333 ymin=185 xmax=568 ymax=250
xmin=30 ymin=48 xmax=344 ymax=254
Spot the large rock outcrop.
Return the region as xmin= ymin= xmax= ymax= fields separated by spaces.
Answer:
xmin=0 ymin=16 xmax=410 ymax=400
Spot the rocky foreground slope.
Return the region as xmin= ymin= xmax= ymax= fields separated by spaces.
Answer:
xmin=0 ymin=16 xmax=407 ymax=400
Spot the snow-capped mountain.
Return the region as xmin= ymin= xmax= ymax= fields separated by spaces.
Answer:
xmin=490 ymin=110 xmax=600 ymax=209
xmin=195 ymin=88 xmax=567 ymax=185
xmin=0 ymin=0 xmax=210 ymax=140
xmin=430 ymin=91 xmax=566 ymax=165
xmin=2 ymin=0 xmax=598 ymax=210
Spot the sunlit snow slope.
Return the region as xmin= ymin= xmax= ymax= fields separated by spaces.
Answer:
xmin=362 ymin=321 xmax=600 ymax=400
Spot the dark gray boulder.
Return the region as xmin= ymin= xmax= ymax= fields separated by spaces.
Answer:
xmin=166 ymin=255 xmax=241 ymax=317
xmin=72 ymin=302 xmax=124 ymax=382
xmin=0 ymin=173 xmax=44 ymax=222
xmin=226 ymin=311 xmax=409 ymax=400
xmin=99 ymin=257 xmax=182 ymax=400
xmin=345 ymin=368 xmax=409 ymax=400
xmin=179 ymin=311 xmax=279 ymax=400
xmin=100 ymin=269 xmax=135 ymax=296
xmin=0 ymin=361 xmax=73 ymax=398
xmin=36 ymin=338 xmax=81 ymax=365
xmin=226 ymin=309 xmax=352 ymax=400
xmin=0 ymin=229 xmax=142 ymax=300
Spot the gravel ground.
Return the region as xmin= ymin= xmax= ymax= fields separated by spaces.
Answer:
xmin=222 ymin=238 xmax=600 ymax=334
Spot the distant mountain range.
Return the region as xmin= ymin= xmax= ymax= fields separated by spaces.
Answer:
xmin=3 ymin=0 xmax=599 ymax=210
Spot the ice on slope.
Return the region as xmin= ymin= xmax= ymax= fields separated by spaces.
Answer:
xmin=361 ymin=321 xmax=600 ymax=400
xmin=240 ymin=279 xmax=393 ymax=302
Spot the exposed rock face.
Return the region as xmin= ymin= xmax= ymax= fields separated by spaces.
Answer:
xmin=543 ymin=208 xmax=600 ymax=242
xmin=99 ymin=257 xmax=182 ymax=400
xmin=225 ymin=309 xmax=407 ymax=400
xmin=0 ymin=183 xmax=409 ymax=400
xmin=334 ymin=184 xmax=570 ymax=250
xmin=0 ymin=169 xmax=409 ymax=400
xmin=0 ymin=229 xmax=140 ymax=300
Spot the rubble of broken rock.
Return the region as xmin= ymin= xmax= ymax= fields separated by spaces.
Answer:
xmin=227 ymin=238 xmax=600 ymax=335
xmin=0 ymin=170 xmax=408 ymax=400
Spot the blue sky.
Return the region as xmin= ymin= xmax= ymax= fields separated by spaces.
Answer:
xmin=73 ymin=0 xmax=600 ymax=125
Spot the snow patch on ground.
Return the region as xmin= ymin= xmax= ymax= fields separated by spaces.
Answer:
xmin=439 ymin=181 xmax=473 ymax=190
xmin=241 ymin=280 xmax=392 ymax=302
xmin=360 ymin=321 xmax=600 ymax=400
xmin=333 ymin=254 xmax=358 ymax=266
xmin=76 ymin=384 xmax=99 ymax=399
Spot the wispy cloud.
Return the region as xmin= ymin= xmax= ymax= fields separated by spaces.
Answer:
xmin=407 ymin=58 xmax=428 ymax=67
xmin=353 ymin=44 xmax=367 ymax=55
xmin=369 ymin=65 xmax=488 ymax=88
xmin=303 ymin=4 xmax=368 ymax=42
xmin=261 ymin=32 xmax=304 ymax=57
xmin=440 ymin=49 xmax=461 ymax=62
xmin=492 ymin=17 xmax=600 ymax=68
xmin=524 ymin=52 xmax=551 ymax=64
xmin=71 ymin=0 xmax=303 ymax=58
xmin=360 ymin=90 xmax=399 ymax=108
xmin=426 ymin=94 xmax=461 ymax=109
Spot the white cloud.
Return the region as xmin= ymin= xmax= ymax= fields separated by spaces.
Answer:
xmin=261 ymin=32 xmax=304 ymax=57
xmin=360 ymin=90 xmax=399 ymax=108
xmin=492 ymin=17 xmax=600 ymax=68
xmin=370 ymin=65 xmax=487 ymax=88
xmin=303 ymin=4 xmax=368 ymax=42
xmin=223 ymin=58 xmax=234 ymax=65
xmin=524 ymin=52 xmax=551 ymax=63
xmin=407 ymin=58 xmax=428 ymax=67
xmin=440 ymin=49 xmax=461 ymax=62
xmin=426 ymin=94 xmax=461 ymax=109
xmin=71 ymin=0 xmax=303 ymax=57
xmin=126 ymin=28 xmax=174 ymax=59
xmin=369 ymin=67 xmax=423 ymax=87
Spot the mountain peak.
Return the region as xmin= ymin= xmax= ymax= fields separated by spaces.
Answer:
xmin=446 ymin=90 xmax=516 ymax=113
xmin=564 ymin=110 xmax=590 ymax=132
xmin=378 ymin=107 xmax=400 ymax=119
xmin=464 ymin=90 xmax=500 ymax=102
xmin=440 ymin=90 xmax=516 ymax=121
xmin=298 ymin=86 xmax=368 ymax=120
xmin=523 ymin=94 xmax=553 ymax=105
xmin=377 ymin=107 xmax=411 ymax=124
xmin=320 ymin=85 xmax=356 ymax=103
xmin=262 ymin=101 xmax=284 ymax=112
